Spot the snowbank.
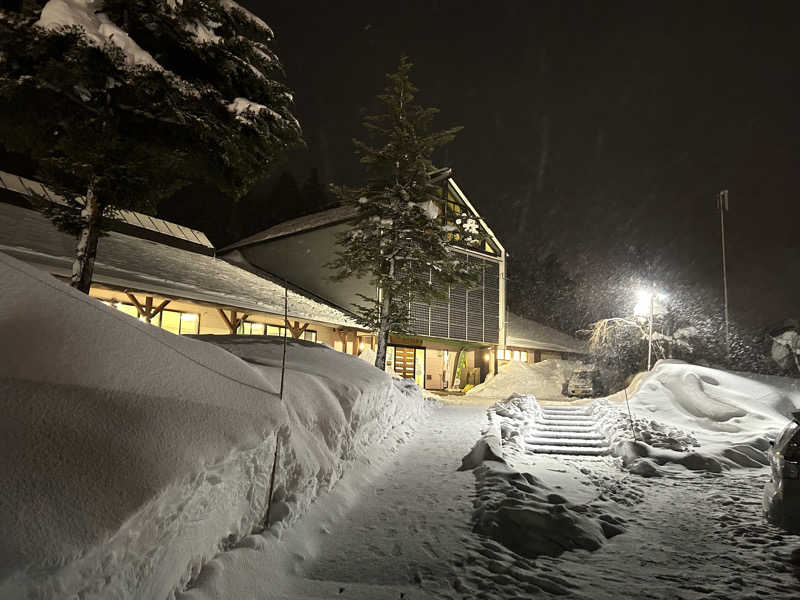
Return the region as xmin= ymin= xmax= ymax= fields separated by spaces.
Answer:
xmin=466 ymin=359 xmax=578 ymax=400
xmin=608 ymin=360 xmax=800 ymax=473
xmin=0 ymin=252 xmax=429 ymax=599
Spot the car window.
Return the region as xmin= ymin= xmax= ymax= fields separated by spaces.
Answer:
xmin=776 ymin=421 xmax=800 ymax=454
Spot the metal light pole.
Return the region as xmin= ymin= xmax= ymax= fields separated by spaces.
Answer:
xmin=647 ymin=291 xmax=655 ymax=370
xmin=717 ymin=190 xmax=730 ymax=353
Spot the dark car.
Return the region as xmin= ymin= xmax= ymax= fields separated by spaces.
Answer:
xmin=565 ymin=364 xmax=604 ymax=398
xmin=763 ymin=410 xmax=800 ymax=532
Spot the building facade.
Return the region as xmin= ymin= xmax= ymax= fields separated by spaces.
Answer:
xmin=222 ymin=178 xmax=507 ymax=390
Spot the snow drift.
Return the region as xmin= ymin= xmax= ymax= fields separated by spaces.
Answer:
xmin=466 ymin=359 xmax=578 ymax=400
xmin=608 ymin=360 xmax=800 ymax=473
xmin=0 ymin=252 xmax=429 ymax=599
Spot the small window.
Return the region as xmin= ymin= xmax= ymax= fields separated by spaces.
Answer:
xmin=521 ymin=351 xmax=527 ymax=362
xmin=513 ymin=350 xmax=520 ymax=361
xmin=179 ymin=312 xmax=199 ymax=335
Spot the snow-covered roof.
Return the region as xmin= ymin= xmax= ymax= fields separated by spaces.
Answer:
xmin=505 ymin=311 xmax=587 ymax=354
xmin=221 ymin=205 xmax=357 ymax=252
xmin=221 ymin=176 xmax=506 ymax=257
xmin=0 ymin=170 xmax=214 ymax=252
xmin=0 ymin=202 xmax=359 ymax=328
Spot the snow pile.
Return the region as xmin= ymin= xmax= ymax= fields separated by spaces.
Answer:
xmin=0 ymin=252 xmax=429 ymax=599
xmin=471 ymin=462 xmax=625 ymax=559
xmin=466 ymin=359 xmax=578 ymax=400
xmin=609 ymin=360 xmax=800 ymax=474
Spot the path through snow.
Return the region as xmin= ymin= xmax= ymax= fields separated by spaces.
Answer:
xmin=183 ymin=400 xmax=800 ymax=600
xmin=302 ymin=405 xmax=485 ymax=593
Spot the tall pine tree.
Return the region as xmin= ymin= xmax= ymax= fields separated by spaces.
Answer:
xmin=329 ymin=57 xmax=481 ymax=370
xmin=0 ymin=1 xmax=299 ymax=292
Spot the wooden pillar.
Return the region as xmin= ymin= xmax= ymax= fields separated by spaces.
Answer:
xmin=127 ymin=293 xmax=170 ymax=323
xmin=217 ymin=308 xmax=249 ymax=334
xmin=285 ymin=319 xmax=310 ymax=339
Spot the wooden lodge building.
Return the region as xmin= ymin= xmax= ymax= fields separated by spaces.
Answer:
xmin=0 ymin=171 xmax=366 ymax=349
xmin=0 ymin=170 xmax=584 ymax=391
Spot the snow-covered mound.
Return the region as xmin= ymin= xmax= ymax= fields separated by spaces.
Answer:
xmin=610 ymin=360 xmax=800 ymax=473
xmin=466 ymin=359 xmax=578 ymax=400
xmin=0 ymin=252 xmax=429 ymax=599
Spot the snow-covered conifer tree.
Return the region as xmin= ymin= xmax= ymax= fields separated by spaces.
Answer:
xmin=0 ymin=0 xmax=300 ymax=292
xmin=329 ymin=57 xmax=481 ymax=370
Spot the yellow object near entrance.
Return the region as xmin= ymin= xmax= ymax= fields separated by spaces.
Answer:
xmin=461 ymin=384 xmax=474 ymax=393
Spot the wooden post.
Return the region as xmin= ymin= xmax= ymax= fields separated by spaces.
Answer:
xmin=217 ymin=309 xmax=249 ymax=334
xmin=284 ymin=319 xmax=309 ymax=339
xmin=127 ymin=293 xmax=170 ymax=323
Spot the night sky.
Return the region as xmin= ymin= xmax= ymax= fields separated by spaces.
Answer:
xmin=242 ymin=0 xmax=799 ymax=329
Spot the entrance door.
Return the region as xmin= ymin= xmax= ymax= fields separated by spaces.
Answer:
xmin=393 ymin=346 xmax=416 ymax=379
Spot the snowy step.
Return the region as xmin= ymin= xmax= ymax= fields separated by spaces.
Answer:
xmin=527 ymin=444 xmax=609 ymax=456
xmin=533 ymin=424 xmax=601 ymax=434
xmin=538 ymin=418 xmax=599 ymax=426
xmin=541 ymin=406 xmax=591 ymax=413
xmin=527 ymin=429 xmax=606 ymax=440
xmin=526 ymin=436 xmax=608 ymax=448
xmin=539 ymin=414 xmax=596 ymax=422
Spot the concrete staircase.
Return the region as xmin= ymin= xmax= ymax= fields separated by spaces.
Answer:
xmin=525 ymin=405 xmax=609 ymax=456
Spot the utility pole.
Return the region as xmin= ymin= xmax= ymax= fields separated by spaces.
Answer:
xmin=647 ymin=292 xmax=655 ymax=370
xmin=717 ymin=190 xmax=730 ymax=353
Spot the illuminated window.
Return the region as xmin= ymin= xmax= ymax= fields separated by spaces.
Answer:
xmin=266 ymin=325 xmax=287 ymax=337
xmin=178 ymin=312 xmax=199 ymax=334
xmin=521 ymin=351 xmax=527 ymax=362
xmin=109 ymin=302 xmax=198 ymax=334
xmin=513 ymin=350 xmax=520 ymax=361
xmin=161 ymin=310 xmax=181 ymax=334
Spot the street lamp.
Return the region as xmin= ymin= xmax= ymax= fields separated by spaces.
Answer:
xmin=634 ymin=288 xmax=668 ymax=370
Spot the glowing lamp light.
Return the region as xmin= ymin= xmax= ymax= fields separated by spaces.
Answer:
xmin=359 ymin=342 xmax=365 ymax=350
xmin=484 ymin=352 xmax=490 ymax=362
xmin=180 ymin=313 xmax=198 ymax=322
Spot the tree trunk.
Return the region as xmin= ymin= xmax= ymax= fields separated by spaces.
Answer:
xmin=374 ymin=259 xmax=395 ymax=370
xmin=71 ymin=186 xmax=102 ymax=294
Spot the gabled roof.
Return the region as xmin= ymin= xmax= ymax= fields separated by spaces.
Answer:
xmin=0 ymin=171 xmax=214 ymax=253
xmin=0 ymin=201 xmax=360 ymax=328
xmin=506 ymin=311 xmax=587 ymax=354
xmin=221 ymin=177 xmax=505 ymax=258
xmin=221 ymin=205 xmax=357 ymax=252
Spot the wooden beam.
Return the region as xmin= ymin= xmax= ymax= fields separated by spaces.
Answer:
xmin=125 ymin=293 xmax=171 ymax=323
xmin=218 ymin=309 xmax=250 ymax=334
xmin=151 ymin=299 xmax=171 ymax=320
xmin=285 ymin=319 xmax=310 ymax=338
xmin=217 ymin=308 xmax=236 ymax=334
xmin=144 ymin=296 xmax=153 ymax=323
xmin=126 ymin=293 xmax=146 ymax=318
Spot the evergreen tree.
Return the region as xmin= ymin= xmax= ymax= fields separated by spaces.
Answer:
xmin=0 ymin=1 xmax=299 ymax=292
xmin=328 ymin=57 xmax=480 ymax=370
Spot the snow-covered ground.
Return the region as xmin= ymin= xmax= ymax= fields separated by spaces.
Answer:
xmin=4 ymin=249 xmax=800 ymax=599
xmin=0 ymin=252 xmax=431 ymax=599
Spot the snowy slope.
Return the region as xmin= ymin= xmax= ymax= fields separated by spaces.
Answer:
xmin=0 ymin=252 xmax=429 ymax=599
